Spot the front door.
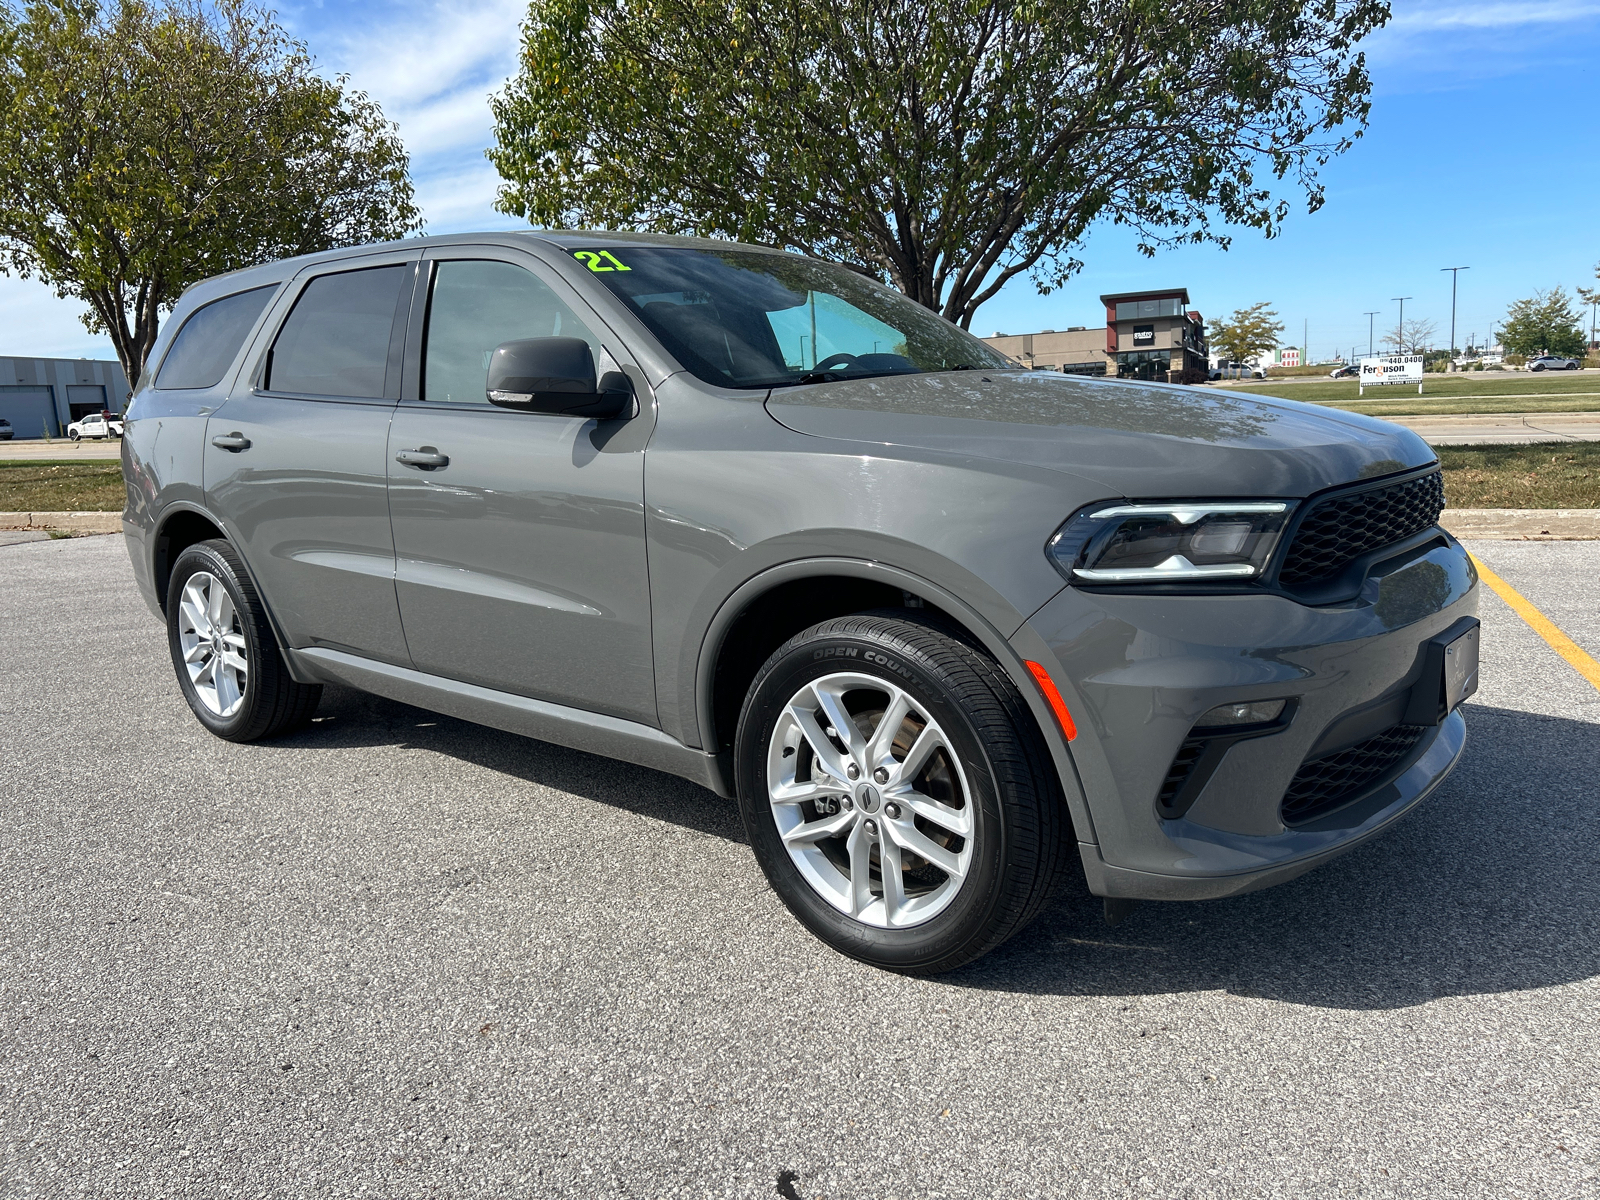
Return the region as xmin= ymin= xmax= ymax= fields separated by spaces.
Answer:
xmin=205 ymin=254 xmax=415 ymax=665
xmin=386 ymin=251 xmax=657 ymax=725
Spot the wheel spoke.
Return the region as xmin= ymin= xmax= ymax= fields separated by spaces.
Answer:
xmin=896 ymin=789 xmax=973 ymax=838
xmin=182 ymin=641 xmax=209 ymax=664
xmin=788 ymin=702 xmax=848 ymax=782
xmin=178 ymin=597 xmax=207 ymax=637
xmin=220 ymin=648 xmax=249 ymax=675
xmin=866 ymin=690 xmax=912 ymax=770
xmin=810 ymin=682 xmax=860 ymax=757
xmin=878 ymin=835 xmax=908 ymax=924
xmin=206 ymin=579 xmax=224 ymax=625
xmin=894 ymin=723 xmax=943 ymax=782
xmin=781 ymin=807 xmax=857 ymax=846
xmin=846 ymin=823 xmax=874 ymax=917
xmin=769 ymin=776 xmax=834 ymax=807
xmin=887 ymin=820 xmax=964 ymax=878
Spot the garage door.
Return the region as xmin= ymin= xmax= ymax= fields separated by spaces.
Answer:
xmin=0 ymin=387 xmax=59 ymax=439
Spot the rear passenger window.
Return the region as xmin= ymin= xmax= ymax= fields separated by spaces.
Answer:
xmin=154 ymin=285 xmax=276 ymax=390
xmin=268 ymin=265 xmax=406 ymax=397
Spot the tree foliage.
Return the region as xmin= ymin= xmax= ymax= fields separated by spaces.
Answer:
xmin=1208 ymin=302 xmax=1285 ymax=363
xmin=1381 ymin=316 xmax=1436 ymax=356
xmin=490 ymin=0 xmax=1390 ymax=328
xmin=1500 ymin=288 xmax=1586 ymax=358
xmin=0 ymin=0 xmax=421 ymax=389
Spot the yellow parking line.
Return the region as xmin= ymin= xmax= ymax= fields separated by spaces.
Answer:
xmin=1469 ymin=552 xmax=1600 ymax=694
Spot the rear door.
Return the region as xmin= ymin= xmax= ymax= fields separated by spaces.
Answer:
xmin=385 ymin=247 xmax=657 ymax=723
xmin=205 ymin=249 xmax=417 ymax=664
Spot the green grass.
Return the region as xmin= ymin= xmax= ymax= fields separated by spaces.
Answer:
xmin=1221 ymin=372 xmax=1600 ymax=414
xmin=1437 ymin=443 xmax=1600 ymax=509
xmin=0 ymin=461 xmax=125 ymax=511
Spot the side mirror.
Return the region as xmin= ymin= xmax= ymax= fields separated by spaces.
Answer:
xmin=485 ymin=337 xmax=633 ymax=419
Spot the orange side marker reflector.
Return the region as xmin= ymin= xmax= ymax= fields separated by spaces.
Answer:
xmin=1025 ymin=660 xmax=1078 ymax=741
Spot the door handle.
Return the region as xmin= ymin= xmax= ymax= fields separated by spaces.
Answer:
xmin=395 ymin=447 xmax=449 ymax=470
xmin=211 ymin=432 xmax=251 ymax=452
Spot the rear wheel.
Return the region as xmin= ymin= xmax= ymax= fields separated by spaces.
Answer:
xmin=166 ymin=539 xmax=321 ymax=741
xmin=735 ymin=611 xmax=1072 ymax=973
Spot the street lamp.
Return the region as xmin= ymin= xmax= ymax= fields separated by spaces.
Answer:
xmin=1392 ymin=297 xmax=1412 ymax=355
xmin=1363 ymin=311 xmax=1380 ymax=357
xmin=1441 ymin=266 xmax=1469 ymax=365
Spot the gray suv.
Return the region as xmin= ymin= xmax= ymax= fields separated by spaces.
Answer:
xmin=122 ymin=233 xmax=1479 ymax=973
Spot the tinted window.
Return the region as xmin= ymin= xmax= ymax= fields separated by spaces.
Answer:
xmin=574 ymin=246 xmax=1010 ymax=388
xmin=155 ymin=285 xmax=276 ymax=390
xmin=422 ymin=260 xmax=599 ymax=404
xmin=268 ymin=266 xmax=406 ymax=397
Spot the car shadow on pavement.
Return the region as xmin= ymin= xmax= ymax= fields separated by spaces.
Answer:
xmin=275 ymin=684 xmax=747 ymax=843
xmin=280 ymin=691 xmax=1597 ymax=1011
xmin=951 ymin=702 xmax=1600 ymax=1010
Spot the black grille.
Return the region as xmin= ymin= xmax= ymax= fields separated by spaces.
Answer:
xmin=1157 ymin=738 xmax=1206 ymax=810
xmin=1278 ymin=470 xmax=1445 ymax=586
xmin=1280 ymin=724 xmax=1428 ymax=824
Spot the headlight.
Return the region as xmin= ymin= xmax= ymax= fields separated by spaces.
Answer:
xmin=1046 ymin=501 xmax=1294 ymax=584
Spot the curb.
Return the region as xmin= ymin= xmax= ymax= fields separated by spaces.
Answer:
xmin=1442 ymin=509 xmax=1600 ymax=540
xmin=0 ymin=511 xmax=122 ymax=534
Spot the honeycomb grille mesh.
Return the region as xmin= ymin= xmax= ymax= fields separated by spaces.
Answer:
xmin=1280 ymin=724 xmax=1428 ymax=825
xmin=1278 ymin=470 xmax=1445 ymax=586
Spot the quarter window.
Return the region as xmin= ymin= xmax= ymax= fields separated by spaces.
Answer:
xmin=155 ymin=285 xmax=277 ymax=391
xmin=422 ymin=260 xmax=599 ymax=404
xmin=268 ymin=266 xmax=407 ymax=397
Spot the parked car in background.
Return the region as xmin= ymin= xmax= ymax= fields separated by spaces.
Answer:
xmin=122 ymin=231 xmax=1479 ymax=974
xmin=0 ymin=417 xmax=12 ymax=440
xmin=66 ymin=412 xmax=123 ymax=440
xmin=1528 ymin=355 xmax=1581 ymax=371
xmin=1328 ymin=364 xmax=1359 ymax=379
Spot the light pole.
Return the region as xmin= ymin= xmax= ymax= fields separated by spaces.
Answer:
xmin=1392 ymin=297 xmax=1412 ymax=354
xmin=1441 ymin=266 xmax=1469 ymax=365
xmin=1364 ymin=311 xmax=1380 ymax=357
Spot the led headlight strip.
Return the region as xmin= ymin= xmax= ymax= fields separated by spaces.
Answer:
xmin=1047 ymin=501 xmax=1293 ymax=584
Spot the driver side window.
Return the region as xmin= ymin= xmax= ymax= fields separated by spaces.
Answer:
xmin=423 ymin=260 xmax=600 ymax=404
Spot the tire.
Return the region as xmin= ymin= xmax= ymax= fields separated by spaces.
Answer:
xmin=69 ymin=430 xmax=80 ymax=441
xmin=1569 ymin=362 xmax=1581 ymax=370
xmin=734 ymin=610 xmax=1072 ymax=974
xmin=165 ymin=539 xmax=322 ymax=742
xmin=1532 ymin=363 xmax=1545 ymax=371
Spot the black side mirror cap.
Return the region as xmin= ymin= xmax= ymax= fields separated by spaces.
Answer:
xmin=485 ymin=336 xmax=631 ymax=419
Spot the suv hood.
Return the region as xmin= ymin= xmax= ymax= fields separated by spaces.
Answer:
xmin=765 ymin=372 xmax=1435 ymax=498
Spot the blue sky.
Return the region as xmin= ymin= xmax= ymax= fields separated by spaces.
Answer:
xmin=3 ymin=0 xmax=1596 ymax=362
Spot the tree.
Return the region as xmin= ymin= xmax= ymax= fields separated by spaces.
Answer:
xmin=1381 ymin=317 xmax=1437 ymax=356
xmin=1576 ymin=262 xmax=1599 ymax=350
xmin=0 ymin=0 xmax=421 ymax=391
xmin=489 ymin=0 xmax=1390 ymax=328
xmin=1499 ymin=288 xmax=1586 ymax=359
xmin=1208 ymin=303 xmax=1285 ymax=364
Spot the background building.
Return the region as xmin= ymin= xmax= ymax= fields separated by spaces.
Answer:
xmin=982 ymin=287 xmax=1208 ymax=384
xmin=0 ymin=356 xmax=130 ymax=438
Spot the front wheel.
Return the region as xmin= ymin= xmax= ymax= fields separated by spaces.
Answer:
xmin=68 ymin=430 xmax=80 ymax=441
xmin=735 ymin=612 xmax=1072 ymax=973
xmin=166 ymin=539 xmax=322 ymax=741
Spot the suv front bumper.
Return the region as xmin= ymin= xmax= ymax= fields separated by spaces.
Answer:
xmin=1016 ymin=538 xmax=1477 ymax=901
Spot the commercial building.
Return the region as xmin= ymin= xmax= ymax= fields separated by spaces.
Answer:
xmin=982 ymin=287 xmax=1209 ymax=385
xmin=0 ymin=355 xmax=130 ymax=438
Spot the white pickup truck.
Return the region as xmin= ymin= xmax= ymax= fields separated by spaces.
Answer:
xmin=66 ymin=412 xmax=124 ymax=440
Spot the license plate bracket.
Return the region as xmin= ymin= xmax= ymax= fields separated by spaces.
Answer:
xmin=1402 ymin=617 xmax=1481 ymax=726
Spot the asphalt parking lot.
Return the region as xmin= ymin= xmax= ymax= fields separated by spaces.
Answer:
xmin=2 ymin=536 xmax=1597 ymax=1198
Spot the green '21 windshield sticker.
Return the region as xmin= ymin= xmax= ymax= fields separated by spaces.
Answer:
xmin=574 ymin=250 xmax=631 ymax=273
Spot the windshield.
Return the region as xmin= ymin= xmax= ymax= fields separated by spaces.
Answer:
xmin=570 ymin=246 xmax=1014 ymax=388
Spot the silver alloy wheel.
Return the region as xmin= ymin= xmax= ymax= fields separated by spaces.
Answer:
xmin=766 ymin=671 xmax=975 ymax=928
xmin=177 ymin=571 xmax=248 ymax=718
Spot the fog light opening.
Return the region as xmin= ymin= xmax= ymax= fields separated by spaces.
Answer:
xmin=1195 ymin=698 xmax=1288 ymax=728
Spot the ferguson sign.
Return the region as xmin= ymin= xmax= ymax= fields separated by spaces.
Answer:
xmin=1359 ymin=354 xmax=1424 ymax=395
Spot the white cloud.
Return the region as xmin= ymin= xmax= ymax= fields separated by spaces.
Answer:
xmin=1390 ymin=2 xmax=1600 ymax=31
